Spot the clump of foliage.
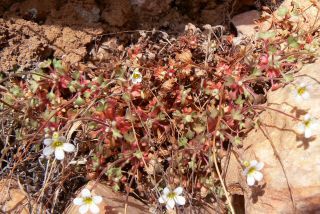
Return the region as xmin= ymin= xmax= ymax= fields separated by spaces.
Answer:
xmin=0 ymin=3 xmax=319 ymax=213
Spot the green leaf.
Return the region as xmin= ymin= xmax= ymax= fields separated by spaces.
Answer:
xmin=53 ymin=59 xmax=63 ymax=70
xmin=133 ymin=150 xmax=143 ymax=159
xmin=72 ymin=71 xmax=80 ymax=80
xmin=286 ymin=56 xmax=296 ymax=63
xmin=192 ymin=123 xmax=206 ymax=134
xmin=182 ymin=114 xmax=193 ymax=124
xmin=38 ymin=59 xmax=52 ymax=68
xmin=124 ymin=132 xmax=135 ymax=143
xmin=251 ymin=68 xmax=262 ymax=77
xmin=258 ymin=31 xmax=276 ymax=40
xmin=47 ymin=92 xmax=55 ymax=101
xmin=224 ymin=76 xmax=235 ymax=87
xmin=231 ymin=109 xmax=244 ymax=121
xmin=112 ymin=128 xmax=123 ymax=139
xmin=277 ymin=7 xmax=288 ymax=17
xmin=232 ymin=136 xmax=242 ymax=147
xmin=29 ymin=80 xmax=39 ymax=93
xmin=32 ymin=69 xmax=44 ymax=81
xmin=74 ymin=96 xmax=85 ymax=106
xmin=235 ymin=96 xmax=245 ymax=107
xmin=186 ymin=129 xmax=195 ymax=139
xmin=282 ymin=73 xmax=294 ymax=83
xmin=10 ymin=85 xmax=23 ymax=97
xmin=178 ymin=137 xmax=188 ymax=147
xmin=288 ymin=36 xmax=299 ymax=48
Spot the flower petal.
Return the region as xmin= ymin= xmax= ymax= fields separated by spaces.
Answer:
xmin=63 ymin=143 xmax=75 ymax=153
xmin=250 ymin=160 xmax=258 ymax=167
xmin=304 ymin=114 xmax=311 ymax=120
xmin=159 ymin=195 xmax=167 ymax=204
xmin=43 ymin=139 xmax=53 ymax=146
xmin=174 ymin=187 xmax=183 ymax=195
xmin=302 ymin=92 xmax=310 ymax=99
xmin=163 ymin=187 xmax=170 ymax=196
xmin=166 ymin=199 xmax=175 ymax=210
xmin=79 ymin=204 xmax=89 ymax=214
xmin=247 ymin=175 xmax=255 ymax=186
xmin=253 ymin=171 xmax=263 ymax=182
xmin=55 ymin=148 xmax=65 ymax=160
xmin=174 ymin=196 xmax=186 ymax=206
xmin=89 ymin=203 xmax=100 ymax=214
xmin=304 ymin=128 xmax=312 ymax=138
xmin=255 ymin=162 xmax=264 ymax=170
xmin=43 ymin=146 xmax=54 ymax=156
xmin=81 ymin=189 xmax=91 ymax=198
xmin=93 ymin=196 xmax=102 ymax=204
xmin=242 ymin=168 xmax=249 ymax=176
xmin=73 ymin=198 xmax=84 ymax=205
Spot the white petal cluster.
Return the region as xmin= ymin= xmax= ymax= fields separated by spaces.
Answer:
xmin=130 ymin=69 xmax=143 ymax=84
xmin=158 ymin=186 xmax=186 ymax=210
xmin=243 ymin=160 xmax=264 ymax=186
xmin=73 ymin=188 xmax=102 ymax=214
xmin=43 ymin=132 xmax=75 ymax=160
xmin=297 ymin=114 xmax=319 ymax=138
xmin=293 ymin=83 xmax=311 ymax=102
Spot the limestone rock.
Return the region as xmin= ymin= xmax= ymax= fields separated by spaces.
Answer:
xmin=101 ymin=0 xmax=132 ymax=27
xmin=232 ymin=10 xmax=260 ymax=37
xmin=225 ymin=57 xmax=320 ymax=213
xmin=65 ymin=181 xmax=151 ymax=214
xmin=0 ymin=179 xmax=35 ymax=213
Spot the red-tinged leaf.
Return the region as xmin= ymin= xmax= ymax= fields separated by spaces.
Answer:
xmin=259 ymin=54 xmax=269 ymax=65
xmin=59 ymin=76 xmax=71 ymax=88
xmin=131 ymin=90 xmax=141 ymax=98
xmin=306 ymin=34 xmax=313 ymax=44
xmin=135 ymin=107 xmax=148 ymax=121
xmin=105 ymin=107 xmax=115 ymax=120
xmin=266 ymin=68 xmax=280 ymax=78
xmin=271 ymin=83 xmax=282 ymax=91
xmin=208 ymin=116 xmax=217 ymax=132
xmin=115 ymin=117 xmax=131 ymax=134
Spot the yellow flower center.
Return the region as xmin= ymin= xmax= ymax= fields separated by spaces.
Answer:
xmin=52 ymin=141 xmax=63 ymax=148
xmin=304 ymin=120 xmax=311 ymax=127
xmin=167 ymin=192 xmax=176 ymax=199
xmin=133 ymin=73 xmax=141 ymax=79
xmin=297 ymin=87 xmax=306 ymax=95
xmin=83 ymin=197 xmax=93 ymax=204
xmin=248 ymin=167 xmax=256 ymax=175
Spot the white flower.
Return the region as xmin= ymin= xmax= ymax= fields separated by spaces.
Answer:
xmin=293 ymin=83 xmax=311 ymax=101
xmin=130 ymin=69 xmax=142 ymax=84
xmin=73 ymin=188 xmax=102 ymax=214
xmin=158 ymin=186 xmax=186 ymax=210
xmin=43 ymin=132 xmax=75 ymax=160
xmin=242 ymin=160 xmax=264 ymax=186
xmin=297 ymin=114 xmax=319 ymax=138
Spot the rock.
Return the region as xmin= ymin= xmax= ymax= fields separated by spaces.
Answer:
xmin=101 ymin=0 xmax=132 ymax=27
xmin=65 ymin=181 xmax=151 ymax=214
xmin=225 ymin=56 xmax=320 ymax=213
xmin=47 ymin=0 xmax=100 ymax=26
xmin=200 ymin=4 xmax=226 ymax=26
xmin=232 ymin=10 xmax=260 ymax=37
xmin=0 ymin=179 xmax=34 ymax=213
xmin=130 ymin=0 xmax=173 ymax=15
